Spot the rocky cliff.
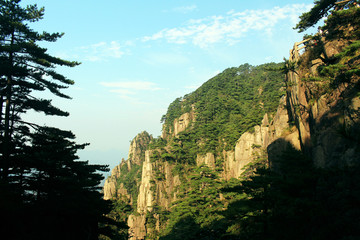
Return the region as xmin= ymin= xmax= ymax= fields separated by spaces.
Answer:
xmin=222 ymin=96 xmax=301 ymax=180
xmin=286 ymin=36 xmax=360 ymax=167
xmin=103 ymin=8 xmax=360 ymax=238
xmin=103 ymin=131 xmax=152 ymax=202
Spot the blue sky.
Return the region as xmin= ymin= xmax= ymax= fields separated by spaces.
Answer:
xmin=21 ymin=0 xmax=317 ymax=173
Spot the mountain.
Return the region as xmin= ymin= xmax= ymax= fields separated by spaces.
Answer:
xmin=102 ymin=6 xmax=360 ymax=240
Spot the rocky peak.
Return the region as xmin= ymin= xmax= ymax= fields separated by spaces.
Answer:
xmin=103 ymin=131 xmax=152 ymax=201
xmin=128 ymin=131 xmax=153 ymax=167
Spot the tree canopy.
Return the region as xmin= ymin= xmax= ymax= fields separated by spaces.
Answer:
xmin=159 ymin=62 xmax=284 ymax=157
xmin=0 ymin=0 xmax=81 ymax=180
xmin=0 ymin=1 xmax=111 ymax=239
xmin=295 ymin=0 xmax=358 ymax=32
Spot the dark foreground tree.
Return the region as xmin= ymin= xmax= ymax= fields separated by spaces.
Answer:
xmin=222 ymin=144 xmax=360 ymax=240
xmin=294 ymin=0 xmax=358 ymax=32
xmin=0 ymin=1 xmax=113 ymax=239
xmin=0 ymin=0 xmax=80 ymax=180
xmin=0 ymin=127 xmax=110 ymax=240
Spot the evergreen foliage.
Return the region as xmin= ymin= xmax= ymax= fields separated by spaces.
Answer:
xmin=99 ymin=199 xmax=131 ymax=240
xmin=146 ymin=6 xmax=360 ymax=239
xmin=221 ymin=144 xmax=360 ymax=240
xmin=159 ymin=165 xmax=226 ymax=240
xmin=294 ymin=0 xmax=359 ymax=33
xmin=295 ymin=0 xmax=337 ymax=33
xmin=0 ymin=0 xmax=80 ymax=180
xmin=300 ymin=7 xmax=360 ymax=94
xmin=0 ymin=126 xmax=111 ymax=239
xmin=322 ymin=6 xmax=360 ymax=41
xmin=117 ymin=162 xmax=142 ymax=209
xmin=154 ymin=143 xmax=360 ymax=240
xmin=160 ymin=63 xmax=284 ymax=155
xmin=0 ymin=1 xmax=111 ymax=239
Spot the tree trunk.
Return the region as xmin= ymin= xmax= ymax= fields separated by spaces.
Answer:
xmin=2 ymin=30 xmax=15 ymax=180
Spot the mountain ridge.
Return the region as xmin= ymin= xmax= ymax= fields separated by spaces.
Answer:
xmin=102 ymin=6 xmax=360 ymax=239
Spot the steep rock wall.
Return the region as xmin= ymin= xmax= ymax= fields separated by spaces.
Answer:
xmin=103 ymin=131 xmax=152 ymax=201
xmin=137 ymin=150 xmax=154 ymax=214
xmin=124 ymin=95 xmax=302 ymax=239
xmin=133 ymin=153 xmax=180 ymax=212
xmin=173 ymin=112 xmax=193 ymax=136
xmin=103 ymin=178 xmax=117 ymax=200
xmin=286 ymin=38 xmax=360 ymax=167
xmin=127 ymin=215 xmax=146 ymax=240
xmin=196 ymin=152 xmax=216 ymax=169
xmin=152 ymin=161 xmax=181 ymax=210
xmin=223 ymin=96 xmax=301 ymax=180
xmin=106 ymin=34 xmax=360 ymax=239
xmin=103 ymin=162 xmax=124 ymax=200
xmin=162 ymin=110 xmax=195 ymax=139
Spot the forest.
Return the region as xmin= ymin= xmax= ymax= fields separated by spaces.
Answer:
xmin=104 ymin=1 xmax=360 ymax=239
xmin=1 ymin=0 xmax=360 ymax=239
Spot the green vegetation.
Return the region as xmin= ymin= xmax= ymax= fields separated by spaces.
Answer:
xmin=323 ymin=6 xmax=360 ymax=41
xmin=134 ymin=3 xmax=360 ymax=240
xmin=143 ymin=62 xmax=286 ymax=239
xmin=101 ymin=132 xmax=154 ymax=238
xmin=299 ymin=6 xmax=360 ymax=97
xmin=295 ymin=0 xmax=337 ymax=32
xmin=160 ymin=62 xmax=284 ymax=156
xmin=117 ymin=163 xmax=142 ymax=208
xmin=99 ymin=199 xmax=131 ymax=240
xmin=294 ymin=0 xmax=359 ymax=33
xmin=154 ymin=144 xmax=360 ymax=240
xmin=159 ymin=165 xmax=227 ymax=240
xmin=220 ymin=145 xmax=360 ymax=240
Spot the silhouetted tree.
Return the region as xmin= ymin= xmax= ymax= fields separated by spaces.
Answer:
xmin=222 ymin=143 xmax=360 ymax=240
xmin=0 ymin=0 xmax=79 ymax=180
xmin=0 ymin=1 xmax=113 ymax=239
xmin=295 ymin=0 xmax=358 ymax=32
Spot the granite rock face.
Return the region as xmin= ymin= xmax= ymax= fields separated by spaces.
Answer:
xmin=196 ymin=152 xmax=216 ymax=169
xmin=162 ymin=110 xmax=195 ymax=139
xmin=286 ymin=38 xmax=360 ymax=167
xmin=173 ymin=112 xmax=192 ymax=136
xmin=103 ymin=177 xmax=117 ymax=200
xmin=105 ymin=38 xmax=360 ymax=239
xmin=127 ymin=215 xmax=146 ymax=240
xmin=103 ymin=132 xmax=152 ymax=201
xmin=128 ymin=131 xmax=153 ymax=167
xmin=223 ymin=96 xmax=301 ymax=180
xmin=137 ymin=150 xmax=154 ymax=214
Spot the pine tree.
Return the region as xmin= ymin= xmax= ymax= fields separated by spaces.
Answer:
xmin=0 ymin=1 xmax=113 ymax=239
xmin=0 ymin=0 xmax=80 ymax=180
xmin=19 ymin=127 xmax=110 ymax=239
xmin=294 ymin=0 xmax=358 ymax=33
xmin=160 ymin=165 xmax=225 ymax=240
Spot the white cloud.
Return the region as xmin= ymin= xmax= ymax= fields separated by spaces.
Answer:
xmin=109 ymin=89 xmax=136 ymax=95
xmin=80 ymin=41 xmax=125 ymax=61
xmin=173 ymin=5 xmax=197 ymax=14
xmin=100 ymin=81 xmax=162 ymax=91
xmin=142 ymin=52 xmax=189 ymax=66
xmin=143 ymin=4 xmax=312 ymax=48
xmin=100 ymin=81 xmax=162 ymax=102
xmin=163 ymin=5 xmax=197 ymax=14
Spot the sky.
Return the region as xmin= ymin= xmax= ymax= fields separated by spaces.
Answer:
xmin=21 ymin=0 xmax=318 ymax=174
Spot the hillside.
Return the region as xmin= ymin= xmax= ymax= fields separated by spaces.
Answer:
xmin=102 ymin=4 xmax=360 ymax=240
